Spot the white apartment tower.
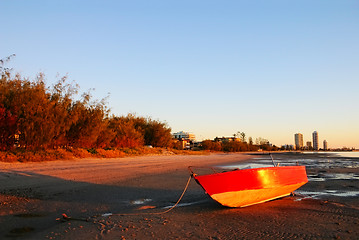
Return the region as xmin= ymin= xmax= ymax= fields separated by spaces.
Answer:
xmin=323 ymin=140 xmax=328 ymax=151
xmin=312 ymin=131 xmax=319 ymax=150
xmin=294 ymin=133 xmax=304 ymax=150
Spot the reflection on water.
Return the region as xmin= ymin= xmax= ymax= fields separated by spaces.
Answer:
xmin=130 ymin=198 xmax=152 ymax=205
xmin=335 ymin=152 xmax=359 ymax=158
xmin=304 ymin=151 xmax=359 ymax=158
xmin=296 ymin=190 xmax=359 ymax=199
xmin=308 ymin=173 xmax=359 ymax=181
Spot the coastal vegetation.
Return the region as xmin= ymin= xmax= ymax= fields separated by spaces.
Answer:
xmin=1 ymin=55 xmax=277 ymax=162
xmin=0 ymin=56 xmax=176 ymax=161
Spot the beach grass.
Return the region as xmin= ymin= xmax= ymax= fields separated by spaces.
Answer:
xmin=0 ymin=147 xmax=209 ymax=162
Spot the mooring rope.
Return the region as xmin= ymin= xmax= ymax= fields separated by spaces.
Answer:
xmin=60 ymin=175 xmax=193 ymax=222
xmin=151 ymin=174 xmax=192 ymax=215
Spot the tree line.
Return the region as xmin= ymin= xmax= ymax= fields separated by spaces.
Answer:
xmin=0 ymin=57 xmax=172 ymax=151
xmin=201 ymin=133 xmax=278 ymax=152
xmin=201 ymin=140 xmax=278 ymax=152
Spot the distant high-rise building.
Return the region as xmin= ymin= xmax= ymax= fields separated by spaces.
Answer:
xmin=294 ymin=133 xmax=304 ymax=150
xmin=323 ymin=140 xmax=328 ymax=151
xmin=312 ymin=131 xmax=319 ymax=150
xmin=306 ymin=141 xmax=312 ymax=149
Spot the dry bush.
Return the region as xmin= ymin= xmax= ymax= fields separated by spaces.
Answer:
xmin=0 ymin=151 xmax=17 ymax=162
xmin=69 ymin=148 xmax=92 ymax=158
xmin=0 ymin=147 xmax=211 ymax=162
xmin=121 ymin=147 xmax=168 ymax=156
xmin=171 ymin=149 xmax=209 ymax=155
xmin=122 ymin=148 xmax=140 ymax=155
xmin=46 ymin=149 xmax=74 ymax=160
xmin=135 ymin=147 xmax=163 ymax=155
xmin=95 ymin=148 xmax=125 ymax=158
xmin=15 ymin=151 xmax=43 ymax=162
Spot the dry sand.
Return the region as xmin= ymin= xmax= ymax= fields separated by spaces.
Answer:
xmin=1 ymin=152 xmax=358 ymax=239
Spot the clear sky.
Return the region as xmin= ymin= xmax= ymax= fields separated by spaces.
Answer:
xmin=1 ymin=1 xmax=358 ymax=148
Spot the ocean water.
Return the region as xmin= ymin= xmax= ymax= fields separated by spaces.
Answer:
xmin=219 ymin=152 xmax=359 ymax=172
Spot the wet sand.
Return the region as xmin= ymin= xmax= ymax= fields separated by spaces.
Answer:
xmin=1 ymin=152 xmax=359 ymax=239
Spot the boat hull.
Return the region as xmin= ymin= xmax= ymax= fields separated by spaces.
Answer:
xmin=193 ymin=166 xmax=308 ymax=207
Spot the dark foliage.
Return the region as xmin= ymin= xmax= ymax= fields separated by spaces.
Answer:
xmin=201 ymin=139 xmax=260 ymax=152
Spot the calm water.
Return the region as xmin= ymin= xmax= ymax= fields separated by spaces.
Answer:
xmin=219 ymin=152 xmax=359 ymax=170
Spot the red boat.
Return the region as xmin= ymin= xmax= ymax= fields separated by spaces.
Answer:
xmin=189 ymin=165 xmax=308 ymax=207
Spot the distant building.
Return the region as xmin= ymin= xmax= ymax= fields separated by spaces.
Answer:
xmin=323 ymin=140 xmax=328 ymax=150
xmin=172 ymin=131 xmax=196 ymax=141
xmin=282 ymin=144 xmax=294 ymax=150
xmin=214 ymin=136 xmax=241 ymax=142
xmin=172 ymin=131 xmax=196 ymax=150
xmin=306 ymin=141 xmax=312 ymax=149
xmin=312 ymin=131 xmax=319 ymax=151
xmin=294 ymin=133 xmax=304 ymax=150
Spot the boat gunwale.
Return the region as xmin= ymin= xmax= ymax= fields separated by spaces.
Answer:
xmin=189 ymin=165 xmax=307 ymax=178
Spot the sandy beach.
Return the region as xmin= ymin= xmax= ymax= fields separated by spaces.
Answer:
xmin=1 ymin=152 xmax=359 ymax=239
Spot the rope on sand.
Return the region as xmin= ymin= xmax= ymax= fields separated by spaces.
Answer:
xmin=148 ymin=174 xmax=192 ymax=215
xmin=59 ymin=175 xmax=193 ymax=221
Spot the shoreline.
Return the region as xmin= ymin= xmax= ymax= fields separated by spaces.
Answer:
xmin=1 ymin=152 xmax=358 ymax=239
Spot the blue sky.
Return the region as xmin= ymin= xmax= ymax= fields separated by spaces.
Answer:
xmin=1 ymin=1 xmax=359 ymax=148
